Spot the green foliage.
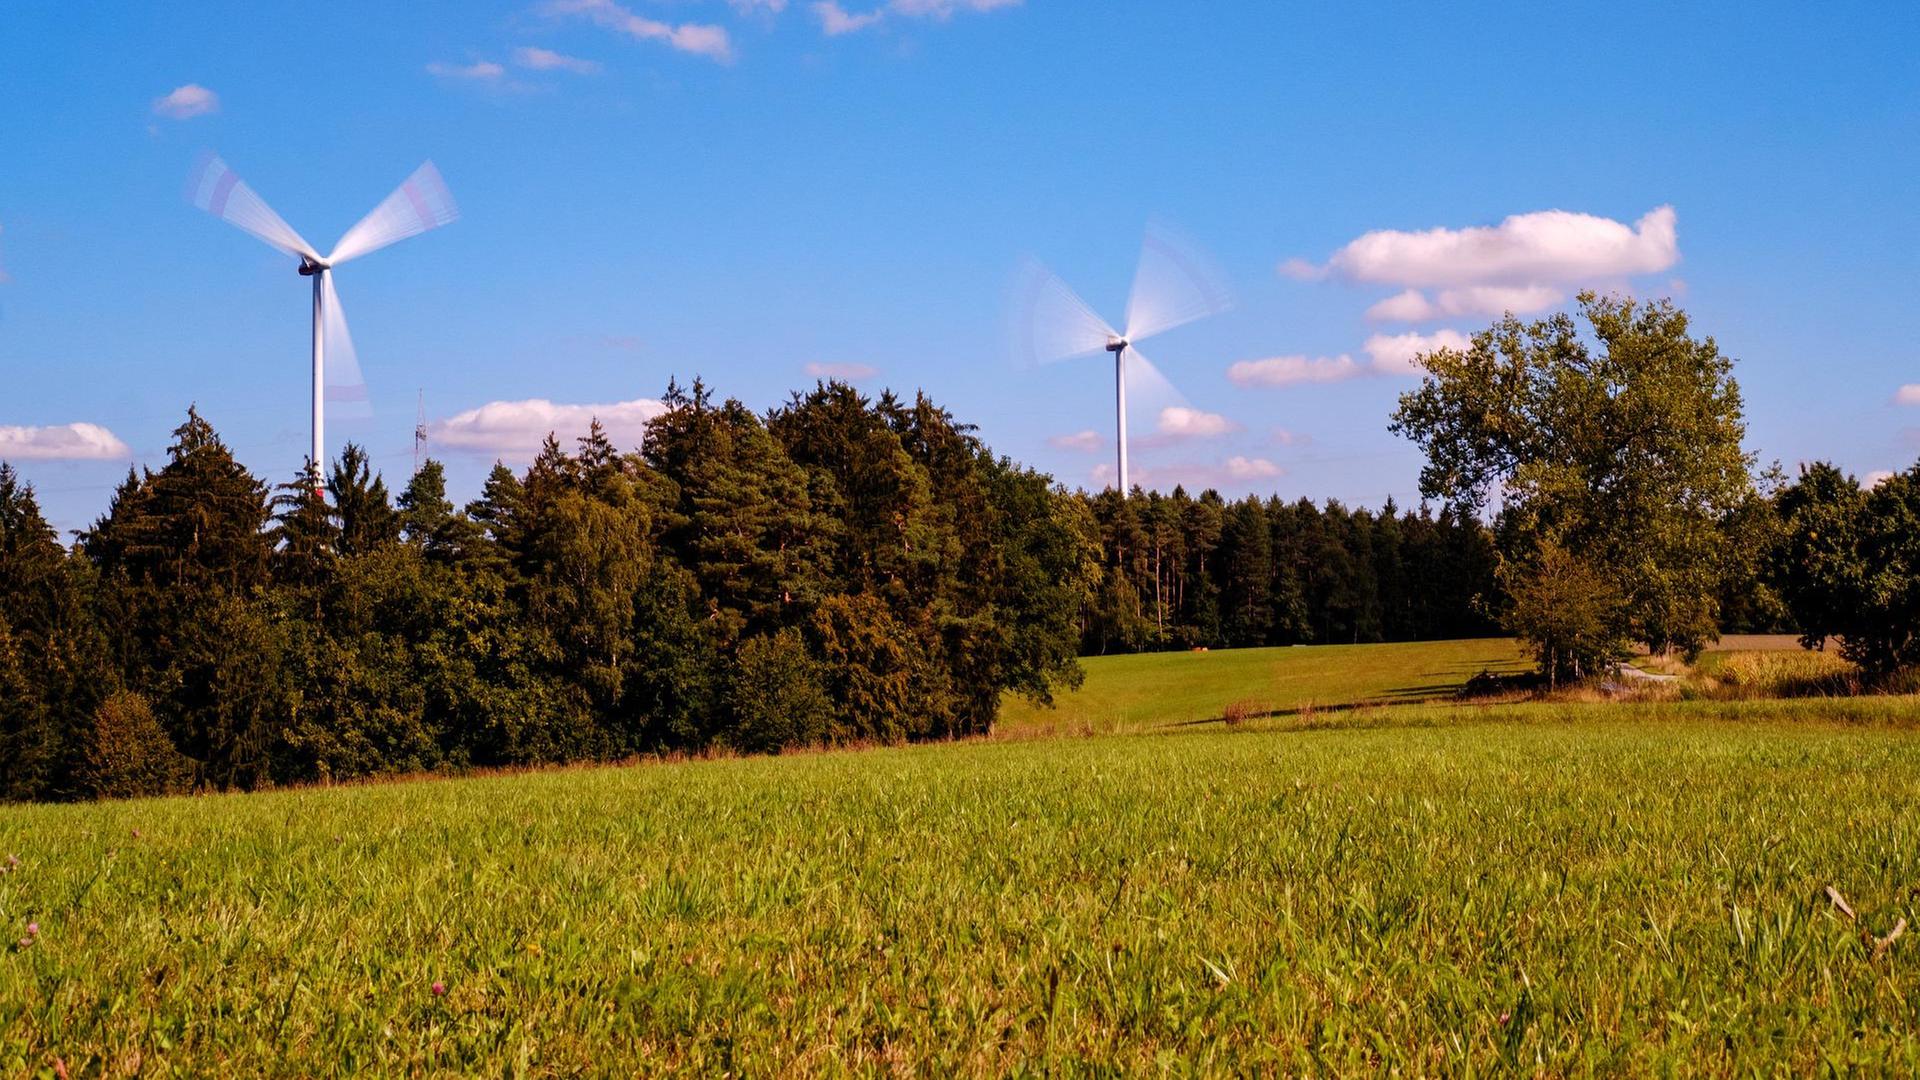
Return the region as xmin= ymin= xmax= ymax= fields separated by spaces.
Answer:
xmin=1499 ymin=538 xmax=1628 ymax=686
xmin=1774 ymin=462 xmax=1920 ymax=674
xmin=77 ymin=690 xmax=190 ymax=799
xmin=1392 ymin=293 xmax=1756 ymax=664
xmin=726 ymin=628 xmax=832 ymax=753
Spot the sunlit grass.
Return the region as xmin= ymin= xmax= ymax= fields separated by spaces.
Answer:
xmin=7 ymin=689 xmax=1920 ymax=1073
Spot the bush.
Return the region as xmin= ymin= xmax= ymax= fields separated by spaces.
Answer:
xmin=1221 ymin=699 xmax=1261 ymax=727
xmin=80 ymin=691 xmax=191 ymax=799
xmin=727 ymin=630 xmax=833 ymax=754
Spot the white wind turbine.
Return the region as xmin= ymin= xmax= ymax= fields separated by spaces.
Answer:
xmin=188 ymin=155 xmax=458 ymax=490
xmin=1015 ymin=223 xmax=1232 ymax=495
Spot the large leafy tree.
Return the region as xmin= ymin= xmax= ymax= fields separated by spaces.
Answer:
xmin=1391 ymin=293 xmax=1754 ymax=662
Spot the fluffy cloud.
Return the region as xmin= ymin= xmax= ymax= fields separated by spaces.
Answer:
xmin=1362 ymin=329 xmax=1473 ymax=376
xmin=0 ymin=422 xmax=131 ymax=461
xmin=1895 ymin=385 xmax=1920 ymax=406
xmin=1865 ymin=470 xmax=1896 ymax=488
xmin=426 ymin=60 xmax=507 ymax=80
xmin=1155 ymin=406 xmax=1238 ymax=439
xmin=513 ymin=46 xmax=601 ymax=73
xmin=430 ymin=397 xmax=666 ymax=456
xmin=1290 ymin=206 xmax=1679 ymax=325
xmin=1225 ymin=456 xmax=1281 ymax=479
xmin=813 ymin=0 xmax=1018 ymax=34
xmin=1226 ymin=354 xmax=1362 ymax=388
xmin=1270 ymin=428 xmax=1307 ymax=447
xmin=814 ymin=2 xmax=884 ymax=33
xmin=1091 ymin=456 xmax=1285 ymax=491
xmin=1305 ymin=206 xmax=1678 ymax=288
xmin=152 ymin=84 xmax=219 ymax=120
xmin=803 ymin=361 xmax=878 ymax=380
xmin=544 ymin=0 xmax=733 ymax=62
xmin=1047 ymin=430 xmax=1103 ymax=453
xmin=1365 ymin=284 xmax=1562 ymax=322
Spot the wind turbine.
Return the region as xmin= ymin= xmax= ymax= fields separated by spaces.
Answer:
xmin=1015 ymin=223 xmax=1231 ymax=495
xmin=188 ymin=155 xmax=458 ymax=491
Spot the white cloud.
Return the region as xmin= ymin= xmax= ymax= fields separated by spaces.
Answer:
xmin=430 ymin=397 xmax=666 ymax=456
xmin=1365 ymin=284 xmax=1563 ymax=323
xmin=1155 ymin=406 xmax=1239 ymax=439
xmin=1225 ymin=456 xmax=1281 ymax=479
xmin=1895 ymin=384 xmax=1920 ymax=406
xmin=1362 ymin=329 xmax=1472 ymax=376
xmin=1048 ymin=430 xmax=1103 ymax=453
xmin=814 ymin=1 xmax=885 ymax=33
xmin=1865 ymin=470 xmax=1896 ymax=488
xmin=1299 ymin=206 xmax=1678 ymax=288
xmin=731 ymin=0 xmax=788 ymax=9
xmin=803 ymin=361 xmax=878 ymax=380
xmin=1091 ymin=455 xmax=1285 ymax=491
xmin=813 ymin=0 xmax=1017 ymax=35
xmin=544 ymin=0 xmax=734 ymax=62
xmin=1227 ymin=354 xmax=1363 ymax=388
xmin=1270 ymin=428 xmax=1307 ymax=447
xmin=152 ymin=84 xmax=219 ymax=120
xmin=426 ymin=60 xmax=507 ymax=80
xmin=513 ymin=46 xmax=602 ymax=73
xmin=0 ymin=422 xmax=132 ymax=461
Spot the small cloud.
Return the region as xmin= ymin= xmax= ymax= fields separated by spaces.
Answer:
xmin=513 ymin=46 xmax=601 ymax=73
xmin=431 ymin=397 xmax=666 ymax=457
xmin=1895 ymin=384 xmax=1920 ymax=406
xmin=1048 ymin=430 xmax=1103 ymax=453
xmin=803 ymin=361 xmax=878 ymax=381
xmin=1155 ymin=406 xmax=1239 ymax=439
xmin=544 ymin=0 xmax=734 ymax=62
xmin=152 ymin=84 xmax=219 ymax=120
xmin=730 ymin=0 xmax=788 ymax=10
xmin=1276 ymin=257 xmax=1325 ymax=282
xmin=1270 ymin=428 xmax=1308 ymax=447
xmin=1362 ymin=329 xmax=1472 ymax=376
xmin=1227 ymin=354 xmax=1363 ymax=388
xmin=1225 ymin=456 xmax=1282 ymax=479
xmin=814 ymin=1 xmax=885 ymax=33
xmin=427 ymin=60 xmax=507 ymax=80
xmin=0 ymin=422 xmax=132 ymax=461
xmin=1865 ymin=470 xmax=1895 ymax=488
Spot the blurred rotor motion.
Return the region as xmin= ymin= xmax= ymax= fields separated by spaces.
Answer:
xmin=1011 ymin=221 xmax=1232 ymax=495
xmin=187 ymin=154 xmax=458 ymax=485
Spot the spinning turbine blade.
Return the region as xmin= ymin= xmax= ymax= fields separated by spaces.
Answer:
xmin=1122 ymin=220 xmax=1232 ymax=345
xmin=327 ymin=162 xmax=460 ymax=266
xmin=1121 ymin=344 xmax=1190 ymax=422
xmin=320 ymin=274 xmax=371 ymax=419
xmin=186 ymin=153 xmax=318 ymax=260
xmin=1011 ymin=256 xmax=1119 ymax=366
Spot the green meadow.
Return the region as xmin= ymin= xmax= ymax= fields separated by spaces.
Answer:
xmin=6 ymin=643 xmax=1920 ymax=1075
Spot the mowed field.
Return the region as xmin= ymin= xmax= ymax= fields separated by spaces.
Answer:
xmin=6 ymin=645 xmax=1920 ymax=1073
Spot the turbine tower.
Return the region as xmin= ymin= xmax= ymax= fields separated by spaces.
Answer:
xmin=1016 ymin=223 xmax=1231 ymax=496
xmin=188 ymin=155 xmax=458 ymax=491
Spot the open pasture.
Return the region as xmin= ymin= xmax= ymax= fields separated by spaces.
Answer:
xmin=6 ymin=681 xmax=1920 ymax=1073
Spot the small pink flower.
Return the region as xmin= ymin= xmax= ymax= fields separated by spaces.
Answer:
xmin=431 ymin=981 xmax=447 ymax=996
xmin=24 ymin=923 xmax=37 ymax=937
xmin=132 ymin=829 xmax=142 ymax=839
xmin=1498 ymin=1012 xmax=1511 ymax=1025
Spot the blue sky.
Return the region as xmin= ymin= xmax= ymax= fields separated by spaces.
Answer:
xmin=2 ymin=1 xmax=1915 ymax=535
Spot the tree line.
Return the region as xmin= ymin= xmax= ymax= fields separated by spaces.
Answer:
xmin=0 ymin=381 xmax=1095 ymax=800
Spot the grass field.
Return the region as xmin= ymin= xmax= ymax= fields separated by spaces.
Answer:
xmin=6 ymin=648 xmax=1920 ymax=1074
xmin=995 ymin=638 xmax=1532 ymax=738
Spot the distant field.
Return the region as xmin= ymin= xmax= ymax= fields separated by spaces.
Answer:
xmin=8 ymin=692 xmax=1920 ymax=1073
xmin=996 ymin=638 xmax=1531 ymax=737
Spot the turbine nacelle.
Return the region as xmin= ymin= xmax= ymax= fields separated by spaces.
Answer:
xmin=1106 ymin=336 xmax=1129 ymax=354
xmin=297 ymin=256 xmax=331 ymax=276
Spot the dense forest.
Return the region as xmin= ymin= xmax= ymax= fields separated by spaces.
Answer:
xmin=0 ymin=379 xmax=1517 ymax=801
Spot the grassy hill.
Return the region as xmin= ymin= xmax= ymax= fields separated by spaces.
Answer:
xmin=997 ymin=638 xmax=1531 ymax=737
xmin=5 ymin=647 xmax=1920 ymax=1073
